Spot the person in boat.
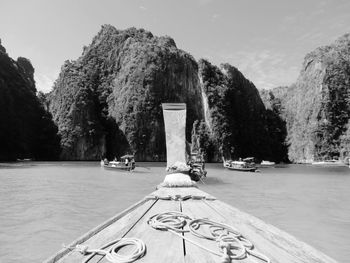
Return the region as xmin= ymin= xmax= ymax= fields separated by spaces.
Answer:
xmin=187 ymin=151 xmax=207 ymax=181
xmin=114 ymin=156 xmax=118 ymax=162
xmin=131 ymin=158 xmax=136 ymax=169
xmin=190 ymin=163 xmax=207 ymax=180
xmin=103 ymin=158 xmax=109 ymax=165
xmin=125 ymin=157 xmax=129 ymax=166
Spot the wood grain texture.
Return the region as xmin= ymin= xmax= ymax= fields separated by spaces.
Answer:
xmin=204 ymin=199 xmax=338 ymax=263
xmin=46 ymin=198 xmax=156 ymax=263
xmin=45 ymin=186 xmax=337 ymax=263
xmin=96 ymin=200 xmax=185 ymax=263
xmin=181 ymin=199 xmax=253 ymax=263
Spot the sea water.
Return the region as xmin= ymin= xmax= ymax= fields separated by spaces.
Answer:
xmin=0 ymin=162 xmax=349 ymax=262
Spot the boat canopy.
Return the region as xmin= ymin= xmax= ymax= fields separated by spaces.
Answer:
xmin=121 ymin=155 xmax=134 ymax=159
xmin=231 ymin=161 xmax=246 ymax=165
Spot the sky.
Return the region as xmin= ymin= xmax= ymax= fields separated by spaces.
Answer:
xmin=1 ymin=0 xmax=349 ymax=92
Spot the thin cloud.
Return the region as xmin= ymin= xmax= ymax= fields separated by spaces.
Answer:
xmin=218 ymin=50 xmax=299 ymax=89
xmin=211 ymin=13 xmax=221 ymax=21
xmin=284 ymin=13 xmax=302 ymax=24
xmin=295 ymin=31 xmax=324 ymax=43
xmin=196 ymin=0 xmax=213 ymax=5
xmin=34 ymin=72 xmax=58 ymax=93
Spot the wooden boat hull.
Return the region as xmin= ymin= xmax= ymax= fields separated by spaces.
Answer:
xmin=311 ymin=161 xmax=346 ymax=167
xmin=103 ymin=164 xmax=134 ymax=171
xmin=260 ymin=161 xmax=275 ymax=167
xmin=44 ymin=187 xmax=337 ymax=263
xmin=224 ymin=164 xmax=257 ymax=172
xmin=259 ymin=165 xmax=275 ymax=169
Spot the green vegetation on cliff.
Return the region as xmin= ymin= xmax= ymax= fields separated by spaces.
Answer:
xmin=48 ymin=25 xmax=291 ymax=162
xmin=264 ymin=33 xmax=350 ymax=162
xmin=194 ymin=60 xmax=288 ymax=162
xmin=48 ymin=25 xmax=204 ymax=160
xmin=3 ymin=27 xmax=349 ymax=163
xmin=0 ymin=40 xmax=60 ymax=161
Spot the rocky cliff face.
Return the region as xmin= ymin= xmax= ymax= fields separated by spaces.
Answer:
xmin=0 ymin=39 xmax=60 ymax=161
xmin=48 ymin=25 xmax=204 ymax=160
xmin=266 ymin=34 xmax=350 ymax=162
xmin=193 ymin=60 xmax=288 ymax=162
xmin=48 ymin=25 xmax=290 ymax=162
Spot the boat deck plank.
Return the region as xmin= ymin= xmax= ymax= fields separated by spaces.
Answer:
xmin=97 ymin=199 xmax=184 ymax=263
xmin=48 ymin=199 xmax=156 ymax=263
xmin=181 ymin=199 xmax=253 ymax=263
xmin=205 ymin=199 xmax=337 ymax=263
xmin=45 ymin=187 xmax=338 ymax=263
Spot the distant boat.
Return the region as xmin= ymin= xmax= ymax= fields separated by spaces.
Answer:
xmin=311 ymin=159 xmax=346 ymax=167
xmin=260 ymin=160 xmax=275 ymax=166
xmin=101 ymin=155 xmax=136 ymax=171
xmin=223 ymin=158 xmax=257 ymax=172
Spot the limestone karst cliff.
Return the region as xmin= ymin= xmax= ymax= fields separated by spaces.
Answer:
xmin=3 ymin=27 xmax=349 ymax=162
xmin=263 ymin=33 xmax=350 ymax=162
xmin=48 ymin=25 xmax=287 ymax=161
xmin=48 ymin=25 xmax=204 ymax=160
xmin=0 ymin=39 xmax=60 ymax=161
xmin=193 ymin=60 xmax=288 ymax=162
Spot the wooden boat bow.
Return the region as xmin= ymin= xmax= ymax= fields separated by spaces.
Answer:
xmin=44 ymin=186 xmax=337 ymax=263
xmin=44 ymin=104 xmax=337 ymax=262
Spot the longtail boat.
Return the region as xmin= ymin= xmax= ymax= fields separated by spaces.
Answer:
xmin=260 ymin=161 xmax=276 ymax=167
xmin=101 ymin=155 xmax=136 ymax=171
xmin=223 ymin=158 xmax=257 ymax=172
xmin=311 ymin=160 xmax=346 ymax=167
xmin=45 ymin=103 xmax=337 ymax=263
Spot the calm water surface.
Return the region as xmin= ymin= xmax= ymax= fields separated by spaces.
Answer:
xmin=0 ymin=162 xmax=349 ymax=262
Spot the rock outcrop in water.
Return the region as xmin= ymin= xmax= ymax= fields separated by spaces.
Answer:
xmin=0 ymin=39 xmax=60 ymax=161
xmin=262 ymin=33 xmax=350 ymax=162
xmin=48 ymin=25 xmax=288 ymax=161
